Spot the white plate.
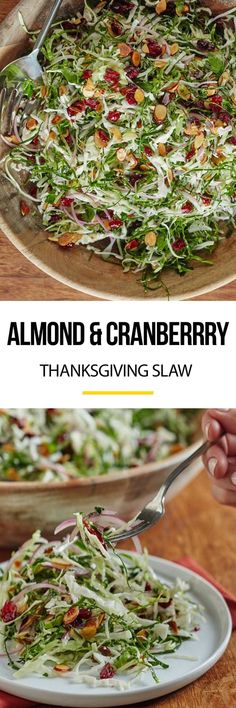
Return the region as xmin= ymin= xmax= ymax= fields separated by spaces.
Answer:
xmin=0 ymin=556 xmax=232 ymax=707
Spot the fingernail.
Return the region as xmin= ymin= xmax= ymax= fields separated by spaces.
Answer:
xmin=231 ymin=473 xmax=236 ymax=486
xmin=205 ymin=423 xmax=210 ymax=439
xmin=208 ymin=458 xmax=217 ymax=476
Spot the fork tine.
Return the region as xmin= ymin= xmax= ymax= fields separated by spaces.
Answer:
xmin=0 ymin=88 xmax=17 ymax=135
xmin=108 ymin=521 xmax=148 ymax=544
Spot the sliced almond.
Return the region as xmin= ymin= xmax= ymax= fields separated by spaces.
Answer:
xmin=155 ymin=59 xmax=168 ymax=68
xmin=177 ymin=83 xmax=191 ymax=100
xmin=82 ymin=78 xmax=95 ymax=98
xmin=118 ymin=43 xmax=132 ymax=57
xmin=142 ymin=42 xmax=149 ymax=54
xmin=134 ymin=88 xmax=145 ymax=103
xmin=6 ymin=468 xmax=20 ymax=481
xmin=59 ymin=85 xmax=67 ymax=96
xmin=137 ymin=629 xmax=147 ymax=638
xmin=158 ymin=142 xmax=166 ymax=157
xmin=170 ymin=43 xmax=179 ymax=56
xmin=206 ymin=86 xmax=216 ymax=97
xmin=55 ymin=665 xmax=71 ymax=673
xmin=80 ymin=612 xmax=105 ymax=639
xmin=155 ymin=0 xmax=167 ymax=14
xmin=154 ymin=104 xmax=167 ymax=123
xmin=184 ymin=123 xmax=199 ymax=136
xmin=26 ymin=118 xmax=37 ymax=131
xmin=167 ymin=82 xmax=179 ymax=93
xmin=52 ymin=115 xmax=62 ymax=125
xmin=58 ymin=233 xmax=80 ymax=247
xmin=41 ymin=85 xmax=48 ymax=98
xmin=127 ymin=152 xmax=138 ymax=169
xmin=219 ymin=71 xmax=230 ymax=86
xmin=132 ymin=50 xmax=141 ymax=67
xmin=110 ymin=126 xmax=122 ymax=141
xmin=167 ymin=168 xmax=173 ymax=185
xmin=145 ymin=231 xmax=157 ymax=247
xmin=6 ymin=134 xmax=20 ymax=144
xmin=116 ymin=148 xmax=127 ymax=162
xmin=49 ymin=130 xmax=57 ymax=140
xmin=63 ymin=607 xmax=80 ymax=626
xmin=194 ymin=133 xmax=204 ymax=149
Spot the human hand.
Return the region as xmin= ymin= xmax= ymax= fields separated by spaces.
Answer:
xmin=202 ymin=409 xmax=236 ymax=506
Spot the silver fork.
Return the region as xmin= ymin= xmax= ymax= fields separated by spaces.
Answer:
xmin=108 ymin=438 xmax=217 ymax=543
xmin=0 ymin=0 xmax=63 ymax=135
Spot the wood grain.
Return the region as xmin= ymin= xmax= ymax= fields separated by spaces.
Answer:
xmin=0 ymin=470 xmax=235 ymax=707
xmin=1 ymin=0 xmax=236 ymax=301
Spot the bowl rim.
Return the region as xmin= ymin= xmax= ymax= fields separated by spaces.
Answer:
xmin=0 ymin=435 xmax=202 ymax=491
xmin=1 ymin=212 xmax=236 ymax=301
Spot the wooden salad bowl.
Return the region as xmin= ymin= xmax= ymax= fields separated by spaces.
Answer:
xmin=0 ymin=0 xmax=236 ymax=300
xmin=0 ymin=423 xmax=202 ymax=548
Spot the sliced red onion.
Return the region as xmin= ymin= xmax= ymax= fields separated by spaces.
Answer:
xmin=89 ymin=514 xmax=126 ymax=529
xmin=71 ymin=205 xmax=87 ymax=226
xmin=12 ymin=582 xmax=68 ymax=603
xmin=94 ymin=215 xmax=110 ymax=232
xmin=162 ymin=92 xmax=171 ymax=106
xmin=55 ymin=518 xmax=76 ymax=535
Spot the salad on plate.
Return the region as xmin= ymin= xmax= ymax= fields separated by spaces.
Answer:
xmin=1 ymin=0 xmax=236 ymax=289
xmin=0 ymin=511 xmax=202 ymax=688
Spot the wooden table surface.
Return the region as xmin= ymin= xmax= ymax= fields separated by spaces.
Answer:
xmin=1 ymin=0 xmax=236 ymax=301
xmin=0 ymin=470 xmax=235 ymax=707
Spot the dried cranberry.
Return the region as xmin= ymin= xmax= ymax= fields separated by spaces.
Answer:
xmin=229 ymin=136 xmax=236 ymax=145
xmin=100 ymin=663 xmax=116 ymax=679
xmin=159 ymin=599 xmax=172 ymax=608
xmin=146 ymin=40 xmax=162 ymax=58
xmin=173 ymin=238 xmax=185 ymax=251
xmin=68 ymin=101 xmax=85 ymax=116
xmin=186 ymin=147 xmax=195 ymax=161
xmin=126 ymin=67 xmax=140 ymax=80
xmin=65 ymin=133 xmax=73 ymax=146
xmin=130 ymin=219 xmax=142 ymax=230
xmin=182 ymin=201 xmax=194 ymax=213
xmin=82 ymin=69 xmax=92 ymax=80
xmin=166 ymin=1 xmax=176 ymax=15
xmin=144 ymin=146 xmax=153 ymax=156
xmin=129 ymin=173 xmax=143 ymax=187
xmin=197 ymin=40 xmax=215 ymax=52
xmin=107 ymin=110 xmax=121 ymax=123
xmin=109 ymin=218 xmax=123 ymax=228
xmin=126 ymin=239 xmax=139 ymax=250
xmin=110 ymin=1 xmax=134 ymax=16
xmin=145 ymin=582 xmax=152 ymax=592
xmin=192 ymin=100 xmax=205 ymax=110
xmin=121 ymin=86 xmax=137 ymax=104
xmin=28 ymin=183 xmax=37 ymax=198
xmin=99 ymin=646 xmax=112 ymax=656
xmin=31 ymin=136 xmax=39 ymax=146
xmin=49 ymin=214 xmax=60 ymax=224
xmin=169 ymin=620 xmax=178 ymax=633
xmin=210 ymin=95 xmax=222 ymax=106
xmin=60 ymin=197 xmax=74 ymax=207
xmin=86 ymin=98 xmax=100 ymax=110
xmin=83 ymin=519 xmax=106 ymax=546
xmin=104 ymin=69 xmax=120 ymax=85
xmin=78 ymin=608 xmax=92 ymax=620
xmin=202 ymin=194 xmax=212 ymax=205
xmin=110 ymin=19 xmax=123 ymax=36
xmin=218 ymin=111 xmax=231 ymax=124
xmin=1 ymin=601 xmax=17 ymax=623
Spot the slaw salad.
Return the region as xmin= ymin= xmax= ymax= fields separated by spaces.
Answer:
xmin=0 ymin=511 xmax=202 ymax=688
xmin=1 ymin=0 xmax=236 ymax=288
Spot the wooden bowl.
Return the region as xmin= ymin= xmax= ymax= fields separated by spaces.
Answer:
xmin=0 ymin=429 xmax=202 ymax=548
xmin=0 ymin=0 xmax=236 ymax=300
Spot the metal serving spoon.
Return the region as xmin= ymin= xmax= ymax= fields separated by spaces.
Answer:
xmin=0 ymin=0 xmax=63 ymax=134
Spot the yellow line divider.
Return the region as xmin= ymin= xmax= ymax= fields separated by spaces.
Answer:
xmin=82 ymin=391 xmax=154 ymax=395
